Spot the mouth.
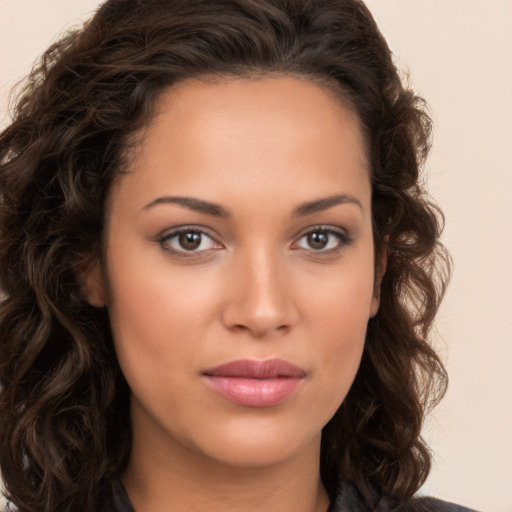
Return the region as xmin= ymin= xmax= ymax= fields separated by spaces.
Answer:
xmin=202 ymin=359 xmax=306 ymax=407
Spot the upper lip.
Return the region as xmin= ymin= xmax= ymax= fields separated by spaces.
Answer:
xmin=203 ymin=358 xmax=306 ymax=379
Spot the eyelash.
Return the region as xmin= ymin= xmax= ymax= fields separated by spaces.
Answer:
xmin=157 ymin=226 xmax=221 ymax=258
xmin=157 ymin=225 xmax=354 ymax=258
xmin=293 ymin=225 xmax=354 ymax=256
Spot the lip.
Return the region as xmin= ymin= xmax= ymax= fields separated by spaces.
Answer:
xmin=202 ymin=359 xmax=306 ymax=407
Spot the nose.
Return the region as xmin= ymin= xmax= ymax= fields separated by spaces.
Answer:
xmin=220 ymin=248 xmax=299 ymax=339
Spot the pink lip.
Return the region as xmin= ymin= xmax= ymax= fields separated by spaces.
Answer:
xmin=202 ymin=359 xmax=306 ymax=407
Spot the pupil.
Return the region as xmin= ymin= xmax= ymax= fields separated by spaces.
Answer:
xmin=179 ymin=231 xmax=201 ymax=250
xmin=308 ymin=231 xmax=328 ymax=249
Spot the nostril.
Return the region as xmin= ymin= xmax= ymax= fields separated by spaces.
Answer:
xmin=226 ymin=321 xmax=290 ymax=338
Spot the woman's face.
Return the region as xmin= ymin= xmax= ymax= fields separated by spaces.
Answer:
xmin=86 ymin=77 xmax=379 ymax=470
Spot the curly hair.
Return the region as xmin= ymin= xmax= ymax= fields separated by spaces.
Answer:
xmin=0 ymin=0 xmax=450 ymax=510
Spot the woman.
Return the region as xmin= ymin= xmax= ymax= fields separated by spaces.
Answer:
xmin=0 ymin=0 xmax=471 ymax=511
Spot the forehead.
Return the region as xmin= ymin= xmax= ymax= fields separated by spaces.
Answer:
xmin=112 ymin=76 xmax=370 ymax=212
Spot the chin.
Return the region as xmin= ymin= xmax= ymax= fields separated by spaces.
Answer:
xmin=185 ymin=418 xmax=323 ymax=470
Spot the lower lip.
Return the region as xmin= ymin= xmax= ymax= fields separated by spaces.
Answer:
xmin=204 ymin=376 xmax=303 ymax=407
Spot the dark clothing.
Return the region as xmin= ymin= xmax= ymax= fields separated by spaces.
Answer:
xmin=99 ymin=480 xmax=134 ymax=512
xmin=329 ymin=482 xmax=477 ymax=512
xmin=99 ymin=479 xmax=478 ymax=512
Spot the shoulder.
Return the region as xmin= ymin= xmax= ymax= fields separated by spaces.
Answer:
xmin=404 ymin=497 xmax=478 ymax=512
xmin=395 ymin=496 xmax=479 ymax=512
xmin=330 ymin=482 xmax=479 ymax=512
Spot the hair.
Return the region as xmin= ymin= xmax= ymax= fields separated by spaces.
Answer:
xmin=0 ymin=0 xmax=451 ymax=510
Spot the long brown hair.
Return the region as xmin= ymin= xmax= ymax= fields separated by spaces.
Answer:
xmin=0 ymin=1 xmax=450 ymax=510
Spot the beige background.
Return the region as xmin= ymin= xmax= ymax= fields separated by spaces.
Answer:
xmin=1 ymin=1 xmax=511 ymax=511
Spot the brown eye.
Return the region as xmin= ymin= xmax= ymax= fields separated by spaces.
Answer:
xmin=159 ymin=228 xmax=220 ymax=256
xmin=306 ymin=231 xmax=329 ymax=250
xmin=178 ymin=231 xmax=202 ymax=250
xmin=294 ymin=227 xmax=353 ymax=254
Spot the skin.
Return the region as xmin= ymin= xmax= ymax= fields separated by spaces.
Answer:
xmin=85 ymin=76 xmax=382 ymax=512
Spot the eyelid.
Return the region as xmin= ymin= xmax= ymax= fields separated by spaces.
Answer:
xmin=291 ymin=224 xmax=354 ymax=253
xmin=156 ymin=225 xmax=223 ymax=256
xmin=155 ymin=223 xmax=353 ymax=258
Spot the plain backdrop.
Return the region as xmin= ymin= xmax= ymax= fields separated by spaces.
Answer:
xmin=1 ymin=1 xmax=511 ymax=511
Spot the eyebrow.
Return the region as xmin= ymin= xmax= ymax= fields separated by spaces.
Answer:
xmin=142 ymin=193 xmax=362 ymax=217
xmin=293 ymin=194 xmax=363 ymax=216
xmin=143 ymin=196 xmax=230 ymax=217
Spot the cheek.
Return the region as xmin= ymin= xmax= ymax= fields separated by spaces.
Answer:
xmin=106 ymin=275 xmax=205 ymax=430
xmin=301 ymin=256 xmax=374 ymax=409
xmin=106 ymin=234 xmax=219 ymax=338
xmin=313 ymin=298 xmax=368 ymax=403
xmin=103 ymin=242 xmax=209 ymax=389
xmin=302 ymin=247 xmax=376 ymax=337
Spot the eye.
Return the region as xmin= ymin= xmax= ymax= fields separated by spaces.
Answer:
xmin=294 ymin=227 xmax=353 ymax=253
xmin=158 ymin=227 xmax=221 ymax=256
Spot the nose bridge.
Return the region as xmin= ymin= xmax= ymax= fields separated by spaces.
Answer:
xmin=221 ymin=244 xmax=296 ymax=337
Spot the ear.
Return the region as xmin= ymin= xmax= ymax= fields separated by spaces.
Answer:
xmin=79 ymin=262 xmax=106 ymax=307
xmin=370 ymin=243 xmax=388 ymax=318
